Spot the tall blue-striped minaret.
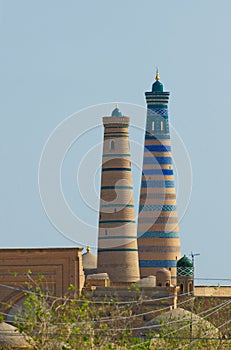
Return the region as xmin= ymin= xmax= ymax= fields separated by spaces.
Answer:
xmin=137 ymin=70 xmax=180 ymax=285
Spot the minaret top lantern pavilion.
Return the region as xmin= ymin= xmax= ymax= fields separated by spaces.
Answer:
xmin=145 ymin=69 xmax=170 ymax=137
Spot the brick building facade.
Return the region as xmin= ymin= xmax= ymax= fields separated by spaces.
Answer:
xmin=0 ymin=248 xmax=84 ymax=313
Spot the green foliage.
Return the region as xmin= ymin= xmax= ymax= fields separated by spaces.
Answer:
xmin=13 ymin=277 xmax=135 ymax=349
xmin=11 ymin=275 xmax=231 ymax=349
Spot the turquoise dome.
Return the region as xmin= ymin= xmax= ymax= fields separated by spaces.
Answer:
xmin=111 ymin=106 xmax=122 ymax=117
xmin=177 ymin=255 xmax=193 ymax=277
xmin=177 ymin=255 xmax=193 ymax=268
xmin=152 ymin=79 xmax=164 ymax=92
xmin=152 ymin=69 xmax=164 ymax=92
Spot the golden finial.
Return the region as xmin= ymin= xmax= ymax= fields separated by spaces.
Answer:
xmin=155 ymin=68 xmax=160 ymax=81
xmin=115 ymin=103 xmax=119 ymax=108
xmin=86 ymin=245 xmax=90 ymax=253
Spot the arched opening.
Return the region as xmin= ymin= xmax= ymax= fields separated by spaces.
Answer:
xmin=6 ymin=294 xmax=27 ymax=323
xmin=180 ymin=283 xmax=184 ymax=294
xmin=158 ymin=283 xmax=162 ymax=287
xmin=109 ymin=140 xmax=115 ymax=150
xmin=166 ymin=282 xmax=170 ymax=287
xmin=189 ymin=282 xmax=193 ymax=293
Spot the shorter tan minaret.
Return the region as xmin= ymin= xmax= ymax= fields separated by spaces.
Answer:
xmin=97 ymin=105 xmax=140 ymax=284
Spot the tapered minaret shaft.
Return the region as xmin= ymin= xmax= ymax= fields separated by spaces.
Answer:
xmin=137 ymin=71 xmax=180 ymax=284
xmin=97 ymin=105 xmax=140 ymax=284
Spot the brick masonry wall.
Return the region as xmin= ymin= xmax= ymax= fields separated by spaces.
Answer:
xmin=194 ymin=286 xmax=231 ymax=297
xmin=0 ymin=248 xmax=84 ymax=312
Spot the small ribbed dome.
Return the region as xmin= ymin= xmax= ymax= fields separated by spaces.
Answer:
xmin=156 ymin=268 xmax=171 ymax=277
xmin=147 ymin=308 xmax=219 ymax=338
xmin=111 ymin=104 xmax=123 ymax=117
xmin=82 ymin=246 xmax=97 ymax=270
xmin=156 ymin=268 xmax=171 ymax=287
xmin=177 ymin=255 xmax=193 ymax=268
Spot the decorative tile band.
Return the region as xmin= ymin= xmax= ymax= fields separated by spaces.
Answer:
xmin=139 ymin=204 xmax=177 ymax=211
xmin=147 ymin=108 xmax=168 ymax=116
xmin=146 ymin=99 xmax=169 ymax=104
xmin=142 ymin=169 xmax=173 ymax=175
xmin=141 ymin=180 xmax=175 ymax=188
xmin=177 ymin=266 xmax=194 ymax=276
xmin=138 ymin=232 xmax=179 ymax=239
xmin=144 ymin=145 xmax=171 ymax=152
xmin=139 ymin=260 xmax=177 ymax=268
xmin=143 ymin=157 xmax=173 ymax=165
xmin=101 ymin=186 xmax=133 ymax=190
xmin=145 ymin=91 xmax=170 ymax=96
xmin=102 ymin=168 xmax=131 ymax=172
xmin=146 ymin=104 xmax=168 ymax=109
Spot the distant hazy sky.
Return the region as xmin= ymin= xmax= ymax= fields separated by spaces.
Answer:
xmin=0 ymin=0 xmax=230 ymax=283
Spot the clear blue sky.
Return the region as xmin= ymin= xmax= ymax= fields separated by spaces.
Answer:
xmin=0 ymin=0 xmax=230 ymax=283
